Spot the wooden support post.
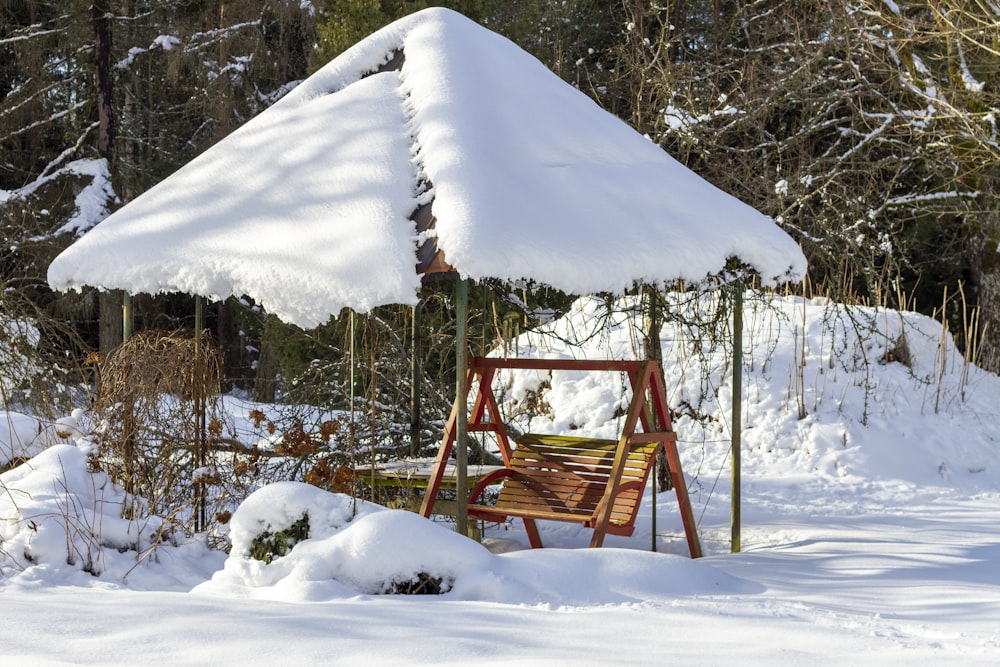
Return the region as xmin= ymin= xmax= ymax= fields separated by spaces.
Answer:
xmin=731 ymin=281 xmax=743 ymax=553
xmin=454 ymin=278 xmax=470 ymax=537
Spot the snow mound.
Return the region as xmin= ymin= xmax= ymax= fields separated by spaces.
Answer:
xmin=1 ymin=409 xmax=95 ymax=469
xmin=1 ymin=412 xmax=63 ymax=467
xmin=0 ymin=444 xmax=222 ymax=589
xmin=227 ymin=481 xmax=385 ymax=559
xmin=196 ymin=482 xmax=754 ymax=604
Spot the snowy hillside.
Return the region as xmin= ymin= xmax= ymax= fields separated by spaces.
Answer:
xmin=495 ymin=292 xmax=997 ymax=488
xmin=475 ymin=292 xmax=998 ymax=555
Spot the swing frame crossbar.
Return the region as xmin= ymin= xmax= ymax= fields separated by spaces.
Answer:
xmin=419 ymin=357 xmax=702 ymax=557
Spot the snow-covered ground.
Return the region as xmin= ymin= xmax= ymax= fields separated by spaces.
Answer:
xmin=2 ymin=293 xmax=998 ymax=665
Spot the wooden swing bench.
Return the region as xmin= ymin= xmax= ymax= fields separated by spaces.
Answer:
xmin=420 ymin=357 xmax=702 ymax=556
xmin=465 ymin=433 xmax=667 ymax=547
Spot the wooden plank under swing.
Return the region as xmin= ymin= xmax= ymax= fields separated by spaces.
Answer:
xmin=419 ymin=357 xmax=703 ymax=557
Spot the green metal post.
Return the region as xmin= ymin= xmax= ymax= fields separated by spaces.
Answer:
xmin=645 ymin=284 xmax=661 ymax=553
xmin=194 ymin=295 xmax=206 ymax=533
xmin=731 ymin=281 xmax=743 ymax=553
xmin=651 ymin=457 xmax=657 ymax=552
xmin=349 ymin=311 xmax=357 ymax=490
xmin=122 ymin=292 xmax=133 ymax=341
xmin=410 ymin=301 xmax=422 ymax=457
xmin=454 ymin=278 xmax=469 ymax=537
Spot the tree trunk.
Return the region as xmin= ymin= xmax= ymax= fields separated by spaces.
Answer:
xmin=98 ymin=291 xmax=123 ymax=357
xmin=215 ymin=299 xmax=242 ymax=392
xmin=979 ymin=271 xmax=1000 ymax=374
xmin=973 ymin=209 xmax=1000 ymax=374
xmin=92 ymin=0 xmax=121 ymax=356
xmin=253 ymin=335 xmax=279 ymax=403
xmin=92 ymin=0 xmax=115 ymax=164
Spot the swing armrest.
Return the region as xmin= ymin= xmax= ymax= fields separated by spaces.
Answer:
xmin=467 ymin=468 xmax=516 ymax=505
xmin=605 ymin=479 xmax=645 ymax=528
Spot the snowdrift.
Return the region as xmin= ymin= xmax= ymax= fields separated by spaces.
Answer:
xmin=492 ymin=293 xmax=998 ymax=493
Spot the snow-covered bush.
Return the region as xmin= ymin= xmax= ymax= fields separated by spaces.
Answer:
xmin=0 ymin=444 xmax=208 ymax=581
xmin=205 ymin=482 xmax=493 ymax=597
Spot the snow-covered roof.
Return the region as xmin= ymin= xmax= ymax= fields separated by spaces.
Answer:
xmin=47 ymin=7 xmax=806 ymax=329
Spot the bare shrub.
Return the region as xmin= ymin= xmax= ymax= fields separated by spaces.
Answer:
xmin=91 ymin=330 xmax=247 ymax=535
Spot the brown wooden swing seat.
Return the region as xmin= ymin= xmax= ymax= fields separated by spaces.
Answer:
xmin=420 ymin=357 xmax=702 ymax=556
xmin=466 ymin=433 xmax=668 ymax=545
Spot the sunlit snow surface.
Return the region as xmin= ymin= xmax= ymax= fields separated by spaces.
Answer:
xmin=2 ymin=293 xmax=999 ymax=664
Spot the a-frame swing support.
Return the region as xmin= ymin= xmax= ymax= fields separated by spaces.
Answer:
xmin=419 ymin=357 xmax=702 ymax=558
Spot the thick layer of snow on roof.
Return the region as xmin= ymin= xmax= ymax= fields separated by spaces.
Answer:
xmin=49 ymin=72 xmax=420 ymax=326
xmin=48 ymin=8 xmax=805 ymax=329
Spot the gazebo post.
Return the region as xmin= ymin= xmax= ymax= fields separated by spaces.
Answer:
xmin=410 ymin=299 xmax=422 ymax=457
xmin=644 ymin=283 xmax=661 ymax=552
xmin=193 ymin=295 xmax=207 ymax=533
xmin=454 ymin=277 xmax=470 ymax=537
xmin=122 ymin=292 xmax=133 ymax=341
xmin=731 ymin=280 xmax=744 ymax=553
xmin=349 ymin=310 xmax=357 ymax=483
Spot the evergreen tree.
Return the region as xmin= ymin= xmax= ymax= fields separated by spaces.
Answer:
xmin=1 ymin=1 xmax=317 ymax=358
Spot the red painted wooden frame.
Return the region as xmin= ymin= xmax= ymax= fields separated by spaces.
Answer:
xmin=419 ymin=357 xmax=702 ymax=557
